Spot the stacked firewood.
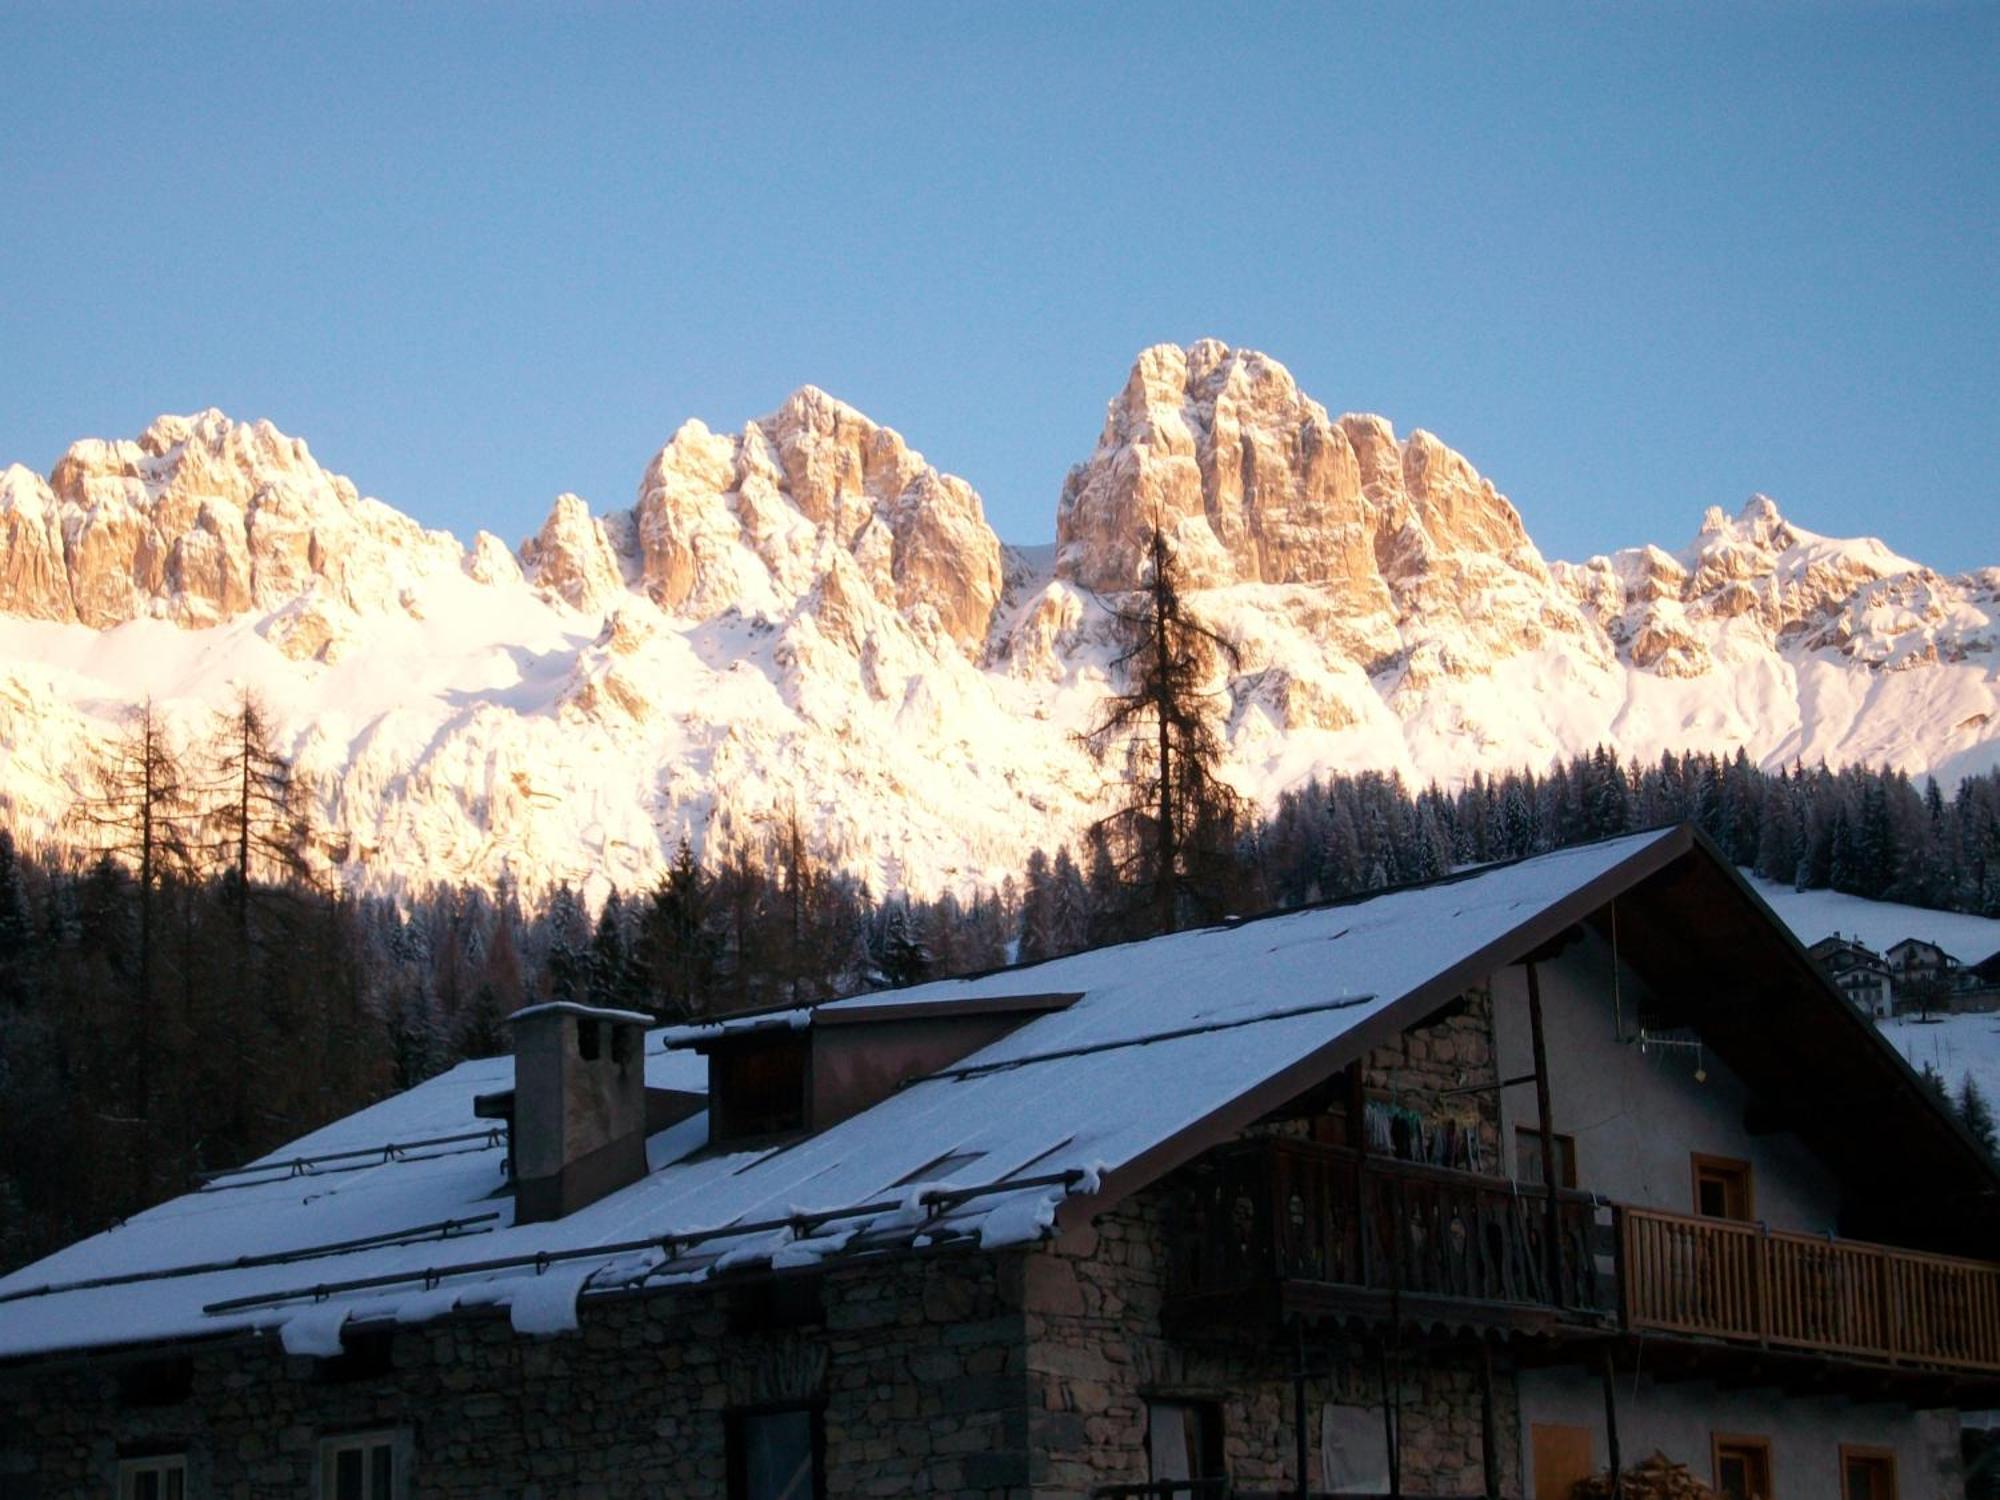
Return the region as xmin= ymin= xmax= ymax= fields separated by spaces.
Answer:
xmin=1573 ymin=1451 xmax=1719 ymax=1499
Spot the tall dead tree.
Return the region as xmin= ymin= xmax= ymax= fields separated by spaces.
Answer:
xmin=70 ymin=700 xmax=192 ymax=1189
xmin=1085 ymin=527 xmax=1245 ymax=935
xmin=198 ymin=690 xmax=314 ymax=1141
xmin=203 ymin=689 xmax=314 ymax=911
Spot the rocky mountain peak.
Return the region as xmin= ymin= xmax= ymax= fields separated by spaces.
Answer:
xmin=622 ymin=387 xmax=1002 ymax=654
xmin=0 ymin=409 xmax=462 ymax=634
xmin=1055 ymin=340 xmax=1543 ymax=596
xmin=1048 ymin=340 xmax=1589 ymax=703
xmin=520 ymin=493 xmax=626 ymax=614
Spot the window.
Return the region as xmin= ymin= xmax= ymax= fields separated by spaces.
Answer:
xmin=727 ymin=1405 xmax=823 ymax=1500
xmin=1842 ymin=1446 xmax=1897 ymax=1500
xmin=1320 ymin=1404 xmax=1388 ymax=1494
xmin=1515 ymin=1127 xmax=1578 ymax=1189
xmin=1146 ymin=1399 xmax=1224 ymax=1487
xmin=117 ymin=1455 xmax=185 ymax=1500
xmin=1693 ymin=1153 xmax=1755 ymax=1222
xmin=319 ymin=1431 xmax=403 ymax=1500
xmin=1712 ymin=1434 xmax=1772 ymax=1500
xmin=1530 ymin=1423 xmax=1593 ymax=1500
xmin=710 ymin=1035 xmax=809 ymax=1143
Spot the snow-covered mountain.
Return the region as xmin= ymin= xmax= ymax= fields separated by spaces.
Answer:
xmin=1 ymin=342 xmax=1995 ymax=900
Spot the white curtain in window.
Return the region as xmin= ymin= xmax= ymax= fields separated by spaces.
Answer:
xmin=1320 ymin=1403 xmax=1390 ymax=1494
xmin=1147 ymin=1401 xmax=1191 ymax=1482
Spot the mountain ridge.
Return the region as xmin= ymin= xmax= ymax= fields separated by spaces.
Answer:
xmin=1 ymin=342 xmax=1994 ymax=901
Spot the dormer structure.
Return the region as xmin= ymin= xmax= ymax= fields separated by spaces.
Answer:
xmin=684 ymin=991 xmax=1080 ymax=1148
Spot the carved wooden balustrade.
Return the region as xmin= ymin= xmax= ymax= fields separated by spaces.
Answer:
xmin=1165 ymin=1138 xmax=1614 ymax=1320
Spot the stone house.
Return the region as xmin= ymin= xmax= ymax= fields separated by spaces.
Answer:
xmin=3 ymin=825 xmax=1997 ymax=1500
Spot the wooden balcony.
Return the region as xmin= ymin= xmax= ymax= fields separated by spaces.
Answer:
xmin=1622 ymin=1206 xmax=2000 ymax=1373
xmin=1164 ymin=1138 xmax=1614 ymax=1332
xmin=1165 ymin=1141 xmax=2000 ymax=1385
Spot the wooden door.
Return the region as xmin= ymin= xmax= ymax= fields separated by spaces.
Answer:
xmin=1531 ymin=1423 xmax=1594 ymax=1500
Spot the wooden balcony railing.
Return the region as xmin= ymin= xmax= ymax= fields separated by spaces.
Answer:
xmin=1166 ymin=1138 xmax=1614 ymax=1318
xmin=1621 ymin=1206 xmax=2000 ymax=1372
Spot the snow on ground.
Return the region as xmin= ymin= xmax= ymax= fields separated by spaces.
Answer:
xmin=1881 ymin=1012 xmax=2000 ymax=1115
xmin=1745 ymin=874 xmax=2000 ymax=966
xmin=1746 ymin=872 xmax=2000 ymax=1107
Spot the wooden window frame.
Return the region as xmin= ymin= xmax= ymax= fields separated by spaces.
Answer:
xmin=1145 ymin=1396 xmax=1227 ymax=1485
xmin=1711 ymin=1432 xmax=1773 ymax=1500
xmin=1840 ymin=1444 xmax=1898 ymax=1500
xmin=725 ymin=1400 xmax=827 ymax=1500
xmin=1692 ymin=1152 xmax=1756 ymax=1222
xmin=315 ymin=1427 xmax=409 ymax=1500
xmin=1515 ymin=1126 xmax=1578 ymax=1189
xmin=116 ymin=1452 xmax=187 ymax=1500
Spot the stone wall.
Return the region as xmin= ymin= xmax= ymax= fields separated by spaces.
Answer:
xmin=1358 ymin=982 xmax=1503 ymax=1174
xmin=1023 ymin=1191 xmax=1522 ymax=1498
xmin=0 ymin=1251 xmax=1033 ymax=1500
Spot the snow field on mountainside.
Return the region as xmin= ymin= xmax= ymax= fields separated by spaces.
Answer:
xmin=1 ymin=346 xmax=1995 ymax=903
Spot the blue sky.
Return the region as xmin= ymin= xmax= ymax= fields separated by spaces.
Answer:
xmin=2 ymin=4 xmax=1994 ymax=570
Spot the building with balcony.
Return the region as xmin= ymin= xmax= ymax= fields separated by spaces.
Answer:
xmin=1 ymin=824 xmax=1994 ymax=1499
xmin=1808 ymin=933 xmax=1895 ymax=1019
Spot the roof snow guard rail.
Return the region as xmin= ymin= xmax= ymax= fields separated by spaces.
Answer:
xmin=906 ymin=993 xmax=1378 ymax=1086
xmin=200 ymin=1170 xmax=1089 ymax=1318
xmin=192 ymin=1128 xmax=508 ymax=1189
xmin=0 ymin=1213 xmax=503 ymax=1307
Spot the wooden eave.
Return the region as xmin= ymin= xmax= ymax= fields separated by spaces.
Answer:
xmin=1055 ymin=824 xmax=2000 ymax=1264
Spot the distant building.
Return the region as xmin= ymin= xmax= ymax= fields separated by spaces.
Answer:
xmin=1887 ymin=936 xmax=1962 ymax=988
xmin=1 ymin=826 xmax=1994 ymax=1499
xmin=1953 ymin=947 xmax=2000 ymax=1014
xmin=1807 ymin=933 xmax=1894 ymax=1018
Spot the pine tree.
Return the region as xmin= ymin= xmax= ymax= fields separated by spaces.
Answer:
xmin=1959 ymin=1075 xmax=1998 ymax=1156
xmin=1084 ymin=528 xmax=1244 ymax=935
xmin=0 ymin=830 xmax=32 ymax=1008
xmin=1048 ymin=848 xmax=1091 ymax=957
xmin=1918 ymin=1060 xmax=1952 ymax=1107
xmin=644 ymin=837 xmax=713 ymax=1019
xmin=540 ymin=884 xmax=590 ymax=1003
xmin=874 ymin=901 xmax=930 ymax=988
xmin=1016 ymin=849 xmax=1054 ymax=964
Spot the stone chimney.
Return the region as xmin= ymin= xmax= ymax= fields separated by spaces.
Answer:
xmin=506 ymin=1002 xmax=652 ymax=1224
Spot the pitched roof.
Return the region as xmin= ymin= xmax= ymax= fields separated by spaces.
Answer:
xmin=2 ymin=825 xmax=1991 ymax=1363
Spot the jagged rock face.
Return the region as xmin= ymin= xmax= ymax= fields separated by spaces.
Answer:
xmin=0 ymin=466 xmax=74 ymax=622
xmin=1051 ymin=341 xmax=1600 ymax=695
xmin=0 ymin=358 xmax=1993 ymax=906
xmin=627 ymin=388 xmax=1003 ymax=655
xmin=3 ymin=410 xmax=462 ymax=631
xmin=520 ymin=494 xmax=625 ymax=613
xmin=1555 ymin=494 xmax=1973 ymax=674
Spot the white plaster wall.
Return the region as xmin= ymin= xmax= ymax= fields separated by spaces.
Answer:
xmin=1490 ymin=928 xmax=1844 ymax=1235
xmin=1518 ymin=1365 xmax=1962 ymax=1500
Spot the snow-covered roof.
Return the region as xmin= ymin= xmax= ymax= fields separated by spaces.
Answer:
xmin=0 ymin=829 xmax=1695 ymax=1363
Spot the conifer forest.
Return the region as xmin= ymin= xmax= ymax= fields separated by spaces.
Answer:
xmin=2 ymin=704 xmax=1999 ymax=1274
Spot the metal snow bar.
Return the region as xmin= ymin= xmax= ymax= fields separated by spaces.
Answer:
xmin=200 ymin=1170 xmax=1087 ymax=1318
xmin=192 ymin=1128 xmax=508 ymax=1187
xmin=903 ymin=993 xmax=1379 ymax=1086
xmin=0 ymin=1213 xmax=501 ymax=1307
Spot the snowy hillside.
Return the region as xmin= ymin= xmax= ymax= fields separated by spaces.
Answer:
xmin=0 ymin=343 xmax=1996 ymax=902
xmin=1748 ymin=873 xmax=2000 ymax=1113
xmin=1748 ymin=875 xmax=2000 ymax=967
